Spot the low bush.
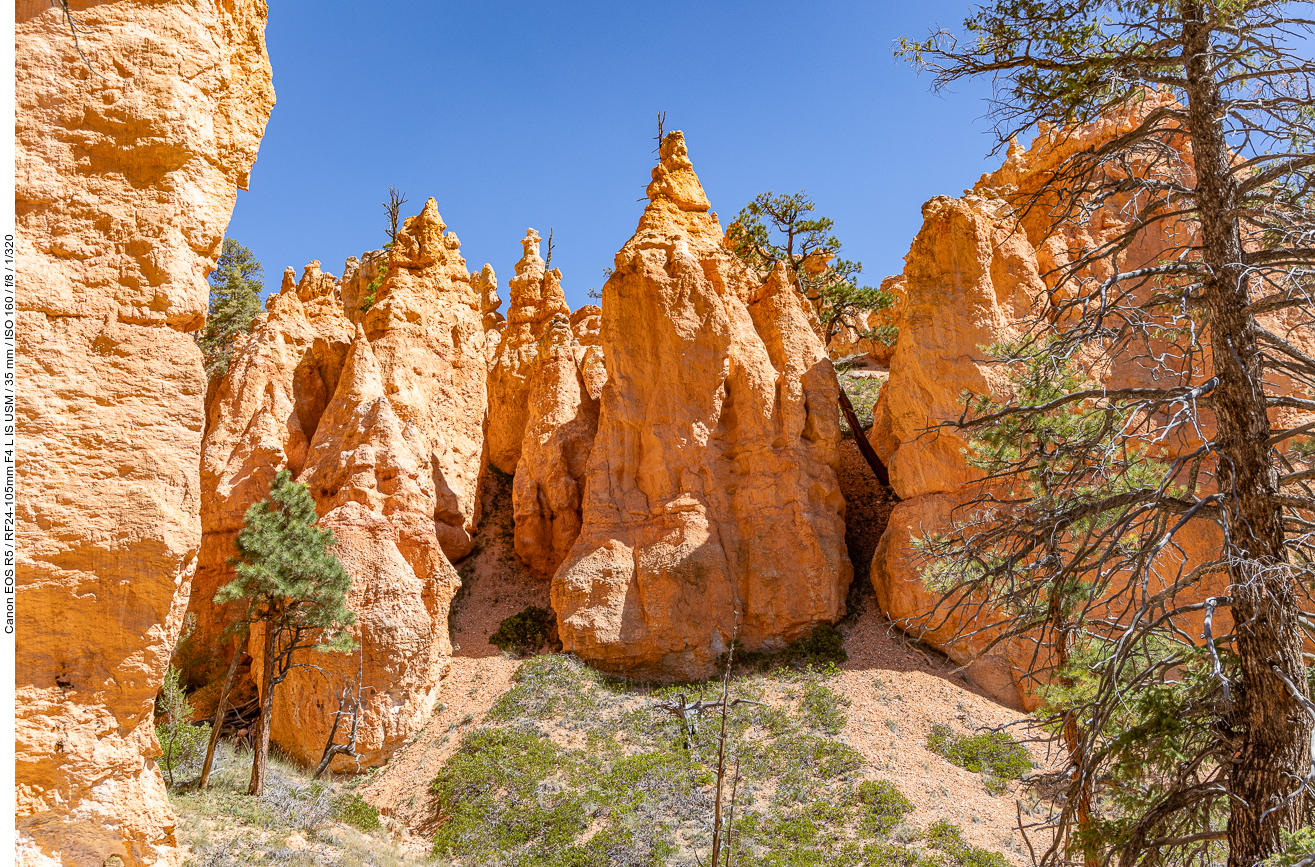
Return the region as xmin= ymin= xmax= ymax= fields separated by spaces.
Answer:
xmin=926 ymin=724 xmax=1032 ymax=782
xmin=489 ymin=605 xmax=556 ymax=657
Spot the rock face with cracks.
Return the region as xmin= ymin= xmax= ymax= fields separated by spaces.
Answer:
xmin=551 ymin=132 xmax=852 ymax=679
xmin=487 ymin=229 xmax=571 ymax=475
xmin=512 ymin=314 xmax=601 ymax=577
xmin=358 ymin=199 xmax=491 ymax=561
xmin=263 ymin=324 xmax=461 ymax=772
xmin=189 ymin=262 xmax=354 ymax=679
xmin=187 ymin=201 xmax=496 ymax=770
xmin=14 ymin=1 xmax=274 ymax=865
xmin=865 ymin=100 xmax=1260 ymax=709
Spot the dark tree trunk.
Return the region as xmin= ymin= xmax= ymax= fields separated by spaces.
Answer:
xmin=248 ymin=625 xmax=276 ymax=797
xmin=1182 ymin=7 xmax=1311 ymax=864
xmin=199 ymin=636 xmax=243 ymax=789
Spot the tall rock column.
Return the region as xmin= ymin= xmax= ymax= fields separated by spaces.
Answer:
xmin=359 ymin=199 xmax=491 ymax=560
xmin=551 ymin=132 xmax=851 ymax=679
xmin=486 ymin=229 xmax=571 ymax=474
xmin=188 ymin=263 xmax=353 ymax=684
xmin=15 ymin=2 xmax=273 ymax=865
xmin=512 ymin=314 xmax=600 ymax=577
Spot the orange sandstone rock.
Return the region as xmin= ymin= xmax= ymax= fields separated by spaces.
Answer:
xmin=190 ymin=262 xmax=353 ymax=682
xmin=551 ymin=132 xmax=852 ymax=679
xmin=15 ymin=1 xmax=273 ymax=864
xmin=866 ymin=101 xmax=1264 ymax=708
xmin=359 ymin=199 xmax=491 ymax=560
xmin=188 ymin=201 xmax=496 ymax=769
xmin=512 ymin=314 xmax=600 ymax=577
xmin=263 ymin=326 xmax=460 ymax=771
xmin=487 ymin=229 xmax=571 ymax=474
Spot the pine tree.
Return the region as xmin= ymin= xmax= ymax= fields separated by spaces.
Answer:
xmin=196 ymin=238 xmax=264 ymax=379
xmin=216 ymin=469 xmax=356 ymax=796
xmin=726 ymin=191 xmax=896 ymax=347
xmin=898 ymin=3 xmax=1315 ymax=866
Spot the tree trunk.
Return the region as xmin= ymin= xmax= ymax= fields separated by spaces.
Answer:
xmin=1182 ymin=7 xmax=1311 ymax=864
xmin=248 ymin=624 xmax=276 ymax=797
xmin=199 ymin=635 xmax=244 ymax=789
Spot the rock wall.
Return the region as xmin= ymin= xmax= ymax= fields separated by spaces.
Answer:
xmin=188 ymin=200 xmax=495 ymax=770
xmin=551 ymin=132 xmax=852 ymax=679
xmin=866 ymin=101 xmax=1237 ymax=709
xmin=189 ymin=263 xmax=354 ymax=682
xmin=512 ymin=314 xmax=600 ymax=577
xmin=359 ymin=199 xmax=490 ymax=561
xmin=270 ymin=325 xmax=461 ymax=770
xmin=15 ymin=1 xmax=274 ymax=864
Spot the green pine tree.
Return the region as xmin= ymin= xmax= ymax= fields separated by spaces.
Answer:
xmin=196 ymin=238 xmax=264 ymax=379
xmin=216 ymin=469 xmax=356 ymax=796
xmin=725 ymin=191 xmax=896 ymax=348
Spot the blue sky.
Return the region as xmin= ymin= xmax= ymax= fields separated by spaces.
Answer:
xmin=225 ymin=1 xmax=1005 ymax=310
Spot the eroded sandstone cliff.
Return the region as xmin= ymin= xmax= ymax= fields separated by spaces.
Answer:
xmin=550 ymin=132 xmax=852 ymax=679
xmin=865 ymin=100 xmax=1245 ymax=709
xmin=188 ymin=201 xmax=496 ymax=770
xmin=15 ymin=1 xmax=274 ymax=864
xmin=486 ymin=229 xmax=571 ymax=475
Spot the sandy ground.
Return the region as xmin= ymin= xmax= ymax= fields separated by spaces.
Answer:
xmin=365 ymin=442 xmax=1048 ymax=863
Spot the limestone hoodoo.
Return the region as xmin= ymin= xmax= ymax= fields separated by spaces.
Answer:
xmin=189 ymin=262 xmax=354 ymax=683
xmin=512 ymin=313 xmax=601 ymax=577
xmin=263 ymin=324 xmax=461 ymax=771
xmin=15 ymin=1 xmax=274 ymax=864
xmin=550 ymin=131 xmax=852 ymax=680
xmin=357 ymin=198 xmax=491 ymax=561
xmin=187 ymin=200 xmax=498 ymax=770
xmin=487 ymin=228 xmax=572 ymax=475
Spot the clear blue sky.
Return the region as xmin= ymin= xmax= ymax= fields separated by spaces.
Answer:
xmin=226 ymin=1 xmax=1004 ymax=310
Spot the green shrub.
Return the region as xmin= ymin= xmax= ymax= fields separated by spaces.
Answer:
xmin=489 ymin=605 xmax=556 ymax=657
xmin=925 ymin=820 xmax=1010 ymax=867
xmin=333 ymin=792 xmax=382 ymax=832
xmin=853 ymin=780 xmax=913 ymax=835
xmin=737 ymin=623 xmax=848 ymax=671
xmin=926 ymin=724 xmax=1031 ymax=789
xmin=155 ymin=665 xmax=210 ymax=787
xmin=800 ymin=678 xmax=852 ymax=734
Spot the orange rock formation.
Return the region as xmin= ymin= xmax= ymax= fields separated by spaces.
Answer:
xmin=15 ymin=1 xmax=274 ymax=864
xmin=188 ymin=200 xmax=497 ymax=769
xmin=550 ymin=132 xmax=852 ymax=679
xmin=865 ymin=101 xmax=1260 ymax=708
xmin=487 ymin=229 xmax=571 ymax=475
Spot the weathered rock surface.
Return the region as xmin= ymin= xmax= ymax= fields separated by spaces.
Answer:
xmin=570 ymin=304 xmax=607 ymax=399
xmin=866 ymin=101 xmax=1258 ymax=709
xmin=262 ymin=326 xmax=460 ymax=771
xmin=187 ymin=200 xmax=495 ymax=769
xmin=359 ymin=199 xmax=491 ymax=560
xmin=15 ymin=1 xmax=273 ymax=864
xmin=189 ymin=263 xmax=353 ymax=681
xmin=551 ymin=132 xmax=852 ymax=679
xmin=487 ymin=229 xmax=571 ymax=474
xmin=512 ymin=314 xmax=600 ymax=577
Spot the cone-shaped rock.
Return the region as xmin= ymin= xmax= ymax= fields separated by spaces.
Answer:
xmin=487 ymin=229 xmax=572 ymax=474
xmin=358 ymin=198 xmax=491 ymax=559
xmin=550 ymin=132 xmax=852 ymax=679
